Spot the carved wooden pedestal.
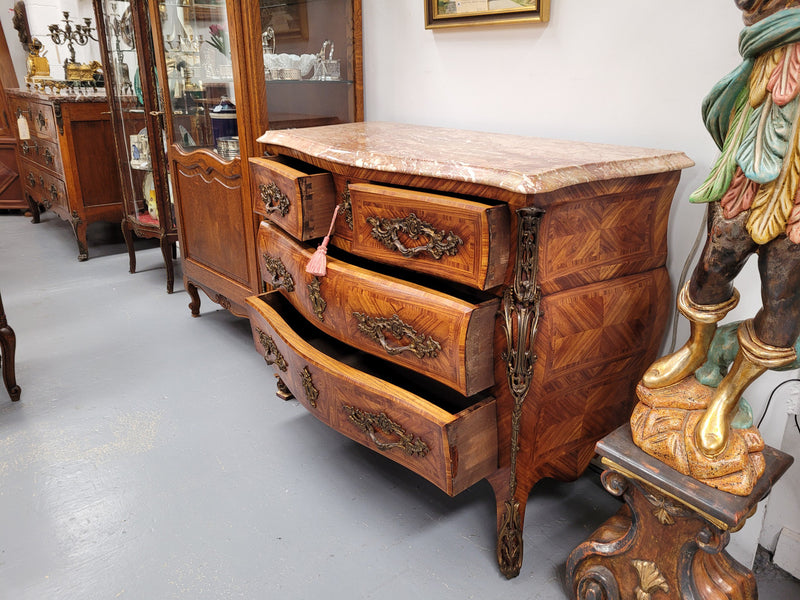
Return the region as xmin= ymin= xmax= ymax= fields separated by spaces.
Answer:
xmin=567 ymin=425 xmax=793 ymax=600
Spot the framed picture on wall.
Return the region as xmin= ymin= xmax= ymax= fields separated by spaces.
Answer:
xmin=261 ymin=1 xmax=309 ymax=41
xmin=425 ymin=0 xmax=550 ymax=29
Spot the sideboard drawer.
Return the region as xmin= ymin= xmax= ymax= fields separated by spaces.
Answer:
xmin=11 ymin=98 xmax=58 ymax=141
xmin=347 ymin=183 xmax=510 ymax=290
xmin=19 ymin=161 xmax=66 ymax=210
xmin=257 ymin=220 xmax=498 ymax=396
xmin=17 ymin=137 xmax=62 ymax=174
xmin=250 ymin=156 xmax=336 ymax=240
xmin=247 ymin=291 xmax=498 ymax=496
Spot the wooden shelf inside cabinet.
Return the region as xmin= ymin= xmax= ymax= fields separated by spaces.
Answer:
xmin=251 ymin=121 xmax=694 ymax=579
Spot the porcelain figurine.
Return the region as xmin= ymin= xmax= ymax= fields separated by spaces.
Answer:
xmin=631 ymin=0 xmax=800 ymax=496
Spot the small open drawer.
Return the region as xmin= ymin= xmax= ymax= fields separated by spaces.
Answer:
xmin=346 ymin=182 xmax=510 ymax=290
xmin=246 ymin=291 xmax=498 ymax=496
xmin=249 ymin=156 xmax=337 ymax=240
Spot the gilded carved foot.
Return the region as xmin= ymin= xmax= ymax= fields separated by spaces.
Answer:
xmin=630 ymin=377 xmax=765 ymax=496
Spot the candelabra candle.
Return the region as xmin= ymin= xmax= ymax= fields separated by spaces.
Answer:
xmin=48 ymin=11 xmax=97 ymax=70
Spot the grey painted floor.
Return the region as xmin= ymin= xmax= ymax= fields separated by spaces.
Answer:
xmin=1 ymin=212 xmax=798 ymax=599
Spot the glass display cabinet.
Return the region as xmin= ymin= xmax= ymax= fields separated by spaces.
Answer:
xmin=147 ymin=0 xmax=362 ymax=317
xmin=93 ymin=0 xmax=178 ymax=293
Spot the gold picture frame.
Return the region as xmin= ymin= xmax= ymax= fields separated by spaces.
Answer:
xmin=425 ymin=0 xmax=549 ymax=29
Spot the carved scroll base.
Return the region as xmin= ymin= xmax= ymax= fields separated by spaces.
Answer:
xmin=568 ymin=471 xmax=755 ymax=600
xmin=567 ymin=426 xmax=793 ymax=600
xmin=631 ymin=377 xmax=765 ymax=496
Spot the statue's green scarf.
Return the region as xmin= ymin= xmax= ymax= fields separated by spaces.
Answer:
xmin=703 ymin=8 xmax=800 ymax=150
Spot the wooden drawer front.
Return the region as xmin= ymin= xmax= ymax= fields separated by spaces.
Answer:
xmin=10 ymin=99 xmax=58 ymax=141
xmin=17 ymin=138 xmax=62 ymax=174
xmin=250 ymin=156 xmax=336 ymax=241
xmin=246 ymin=292 xmax=498 ymax=496
xmin=257 ymin=220 xmax=498 ymax=396
xmin=346 ymin=183 xmax=510 ymax=290
xmin=19 ymin=161 xmax=66 ymax=210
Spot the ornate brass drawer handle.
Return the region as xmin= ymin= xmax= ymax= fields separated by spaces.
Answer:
xmin=366 ymin=213 xmax=463 ymax=259
xmin=26 ymin=173 xmax=36 ymax=187
xmin=352 ymin=312 xmax=441 ymax=359
xmin=15 ymin=107 xmax=31 ymax=119
xmin=36 ymin=111 xmax=47 ymax=131
xmin=343 ymin=405 xmax=430 ymax=457
xmin=262 ymin=252 xmax=295 ymax=292
xmin=258 ymin=182 xmax=291 ymax=217
xmin=256 ymin=327 xmax=288 ymax=372
xmin=49 ymin=184 xmax=59 ymax=202
xmin=21 ymin=140 xmax=38 ymax=155
xmin=43 ymin=148 xmax=54 ymax=165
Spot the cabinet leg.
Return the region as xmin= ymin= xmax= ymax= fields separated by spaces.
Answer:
xmin=72 ymin=215 xmax=88 ymax=261
xmin=0 ymin=311 xmax=20 ymax=402
xmin=122 ymin=219 xmax=136 ymax=274
xmin=25 ymin=192 xmax=40 ymax=224
xmin=160 ymin=236 xmax=174 ymax=294
xmin=187 ymin=281 xmax=201 ymax=317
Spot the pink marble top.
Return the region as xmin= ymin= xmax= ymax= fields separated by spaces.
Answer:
xmin=257 ymin=122 xmax=694 ymax=195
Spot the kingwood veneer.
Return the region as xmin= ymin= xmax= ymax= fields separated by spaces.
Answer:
xmin=247 ymin=121 xmax=694 ymax=577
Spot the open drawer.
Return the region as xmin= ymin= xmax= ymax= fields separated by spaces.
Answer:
xmin=250 ymin=156 xmax=337 ymax=240
xmin=346 ymin=182 xmax=510 ymax=290
xmin=257 ymin=220 xmax=499 ymax=396
xmin=246 ymin=291 xmax=498 ymax=496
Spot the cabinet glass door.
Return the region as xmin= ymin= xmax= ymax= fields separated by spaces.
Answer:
xmin=99 ymin=0 xmax=175 ymax=229
xmin=260 ymin=0 xmax=362 ymax=129
xmin=156 ymin=0 xmax=237 ymax=156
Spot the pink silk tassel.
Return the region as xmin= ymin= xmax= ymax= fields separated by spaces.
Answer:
xmin=305 ymin=204 xmax=340 ymax=276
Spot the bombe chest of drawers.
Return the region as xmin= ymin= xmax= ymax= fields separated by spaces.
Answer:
xmin=7 ymin=89 xmax=122 ymax=261
xmin=247 ymin=122 xmax=693 ymax=577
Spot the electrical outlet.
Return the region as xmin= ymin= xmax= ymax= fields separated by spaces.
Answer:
xmin=787 ymin=384 xmax=800 ymax=415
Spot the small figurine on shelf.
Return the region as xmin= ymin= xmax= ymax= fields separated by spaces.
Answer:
xmin=24 ymin=38 xmax=50 ymax=82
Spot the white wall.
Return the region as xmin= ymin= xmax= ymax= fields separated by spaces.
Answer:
xmin=361 ymin=0 xmax=796 ymax=568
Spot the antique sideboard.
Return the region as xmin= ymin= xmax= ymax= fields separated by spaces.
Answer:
xmin=7 ymin=89 xmax=122 ymax=260
xmin=247 ymin=122 xmax=693 ymax=577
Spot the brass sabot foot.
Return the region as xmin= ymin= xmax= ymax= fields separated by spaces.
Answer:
xmin=642 ymin=284 xmax=739 ymax=389
xmin=695 ymin=320 xmax=795 ymax=457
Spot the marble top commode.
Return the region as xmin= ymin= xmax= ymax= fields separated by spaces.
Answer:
xmin=257 ymin=121 xmax=694 ymax=195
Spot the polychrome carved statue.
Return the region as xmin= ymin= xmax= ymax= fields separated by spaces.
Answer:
xmin=631 ymin=0 xmax=800 ymax=496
